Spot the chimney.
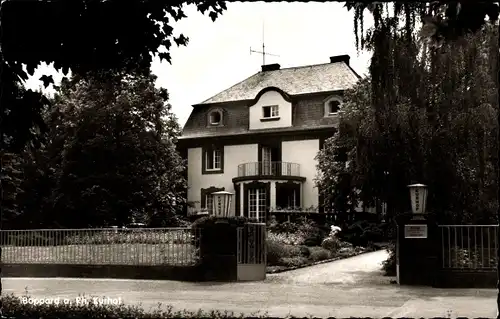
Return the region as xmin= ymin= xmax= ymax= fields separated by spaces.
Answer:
xmin=329 ymin=55 xmax=350 ymax=65
xmin=261 ymin=63 xmax=281 ymax=72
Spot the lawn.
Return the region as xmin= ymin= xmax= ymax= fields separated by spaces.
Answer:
xmin=1 ymin=243 xmax=198 ymax=266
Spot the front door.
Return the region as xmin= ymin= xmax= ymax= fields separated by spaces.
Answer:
xmin=248 ymin=188 xmax=266 ymax=223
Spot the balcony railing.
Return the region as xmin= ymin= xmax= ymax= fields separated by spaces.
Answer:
xmin=237 ymin=161 xmax=301 ymax=178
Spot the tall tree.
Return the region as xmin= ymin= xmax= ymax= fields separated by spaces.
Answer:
xmin=344 ymin=2 xmax=499 ymax=313
xmin=0 ymin=0 xmax=226 ymax=305
xmin=16 ymin=70 xmax=187 ymax=228
xmin=317 ymin=24 xmax=498 ymax=223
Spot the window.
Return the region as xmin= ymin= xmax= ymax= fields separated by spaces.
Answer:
xmin=287 ymin=190 xmax=297 ymax=207
xmin=202 ymin=146 xmax=224 ymax=174
xmin=209 ymin=111 xmax=221 ymax=125
xmin=207 ymin=109 xmax=224 ymax=126
xmin=262 ymin=105 xmax=279 ymax=118
xmin=248 ymin=188 xmax=266 ymax=222
xmin=324 ymin=96 xmax=342 ymax=117
xmin=205 ymin=148 xmax=222 ymax=170
xmin=328 ymin=100 xmax=341 ymax=114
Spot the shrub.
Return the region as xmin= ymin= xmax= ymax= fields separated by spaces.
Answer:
xmin=1 ymin=293 xmax=256 ymax=318
xmin=321 ymin=237 xmax=342 ymax=253
xmin=382 ymin=242 xmax=396 ymax=276
xmin=303 ymin=233 xmax=325 ymax=247
xmin=266 ymin=239 xmax=286 ymax=265
xmin=266 ymin=239 xmax=302 ymax=266
xmin=267 ymin=231 xmax=304 ymax=245
xmin=298 ymin=245 xmax=310 ymax=258
xmin=340 ymin=220 xmax=388 ymax=247
xmin=279 ymin=256 xmax=309 ymax=268
xmin=308 ymin=247 xmax=332 ymax=262
xmin=270 ymin=220 xmax=299 ymax=233
xmin=191 ymin=215 xmax=248 ymax=229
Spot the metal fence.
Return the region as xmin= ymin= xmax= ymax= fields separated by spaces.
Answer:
xmin=0 ymin=228 xmax=201 ymax=266
xmin=439 ymin=225 xmax=498 ymax=270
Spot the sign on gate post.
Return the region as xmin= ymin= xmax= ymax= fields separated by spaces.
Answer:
xmin=404 ymin=224 xmax=428 ymax=239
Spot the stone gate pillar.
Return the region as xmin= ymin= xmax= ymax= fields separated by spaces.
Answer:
xmin=396 ymin=212 xmax=438 ymax=286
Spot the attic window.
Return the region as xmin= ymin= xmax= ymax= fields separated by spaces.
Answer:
xmin=324 ymin=96 xmax=342 ymax=117
xmin=328 ymin=101 xmax=340 ymax=114
xmin=262 ymin=105 xmax=279 ymax=118
xmin=208 ymin=110 xmax=222 ymax=126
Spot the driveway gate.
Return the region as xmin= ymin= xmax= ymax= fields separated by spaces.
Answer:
xmin=237 ymin=223 xmax=266 ymax=281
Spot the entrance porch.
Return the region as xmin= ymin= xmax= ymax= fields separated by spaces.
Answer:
xmin=233 ymin=180 xmax=303 ymax=223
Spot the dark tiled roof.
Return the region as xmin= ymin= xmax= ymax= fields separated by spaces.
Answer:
xmin=181 ymin=59 xmax=359 ymax=140
xmin=198 ymin=61 xmax=359 ymax=105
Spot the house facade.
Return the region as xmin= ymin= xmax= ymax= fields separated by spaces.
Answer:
xmin=179 ymin=55 xmax=362 ymax=222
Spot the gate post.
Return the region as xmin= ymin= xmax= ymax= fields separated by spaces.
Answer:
xmin=396 ymin=184 xmax=439 ymax=286
xmin=198 ymin=220 xmax=238 ymax=281
xmin=396 ymin=211 xmax=439 ymax=286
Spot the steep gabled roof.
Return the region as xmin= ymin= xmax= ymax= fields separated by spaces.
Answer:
xmin=197 ymin=61 xmax=360 ymax=106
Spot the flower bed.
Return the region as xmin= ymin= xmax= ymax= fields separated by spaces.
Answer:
xmin=266 ymin=246 xmax=369 ymax=274
xmin=266 ymin=221 xmax=371 ymax=272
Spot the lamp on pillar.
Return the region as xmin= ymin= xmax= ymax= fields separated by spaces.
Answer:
xmin=407 ymin=183 xmax=428 ymax=214
xmin=211 ymin=191 xmax=234 ymax=217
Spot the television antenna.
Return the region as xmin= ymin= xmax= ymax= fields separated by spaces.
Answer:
xmin=250 ymin=20 xmax=279 ymax=65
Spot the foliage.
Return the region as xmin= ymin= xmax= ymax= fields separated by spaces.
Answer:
xmin=279 ymin=256 xmax=310 ymax=268
xmin=316 ymin=21 xmax=498 ymax=224
xmin=450 ymin=248 xmax=497 ymax=268
xmin=2 ymin=293 xmax=256 ymax=319
xmin=0 ymin=152 xmax=24 ymax=224
xmin=268 ymin=220 xmax=300 ymax=234
xmin=321 ymin=237 xmax=342 ymax=253
xmin=267 ymin=221 xmax=360 ymax=268
xmin=308 ymin=246 xmax=332 ymax=262
xmin=269 ymin=206 xmax=319 ymax=213
xmin=63 ymin=230 xmax=195 ymax=245
xmin=267 ymin=231 xmax=304 ymax=246
xmin=191 ymin=216 xmax=248 ymax=229
xmin=339 ymin=221 xmax=388 ymax=247
xmin=382 ymin=242 xmax=396 ymax=276
xmin=5 ymin=230 xmax=196 ymax=246
xmin=345 ymin=2 xmax=499 ymax=50
xmin=10 ymin=70 xmax=187 ymax=228
xmin=266 ymin=239 xmax=301 ymax=266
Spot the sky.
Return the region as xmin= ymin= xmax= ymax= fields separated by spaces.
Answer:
xmin=24 ymin=2 xmax=373 ymax=127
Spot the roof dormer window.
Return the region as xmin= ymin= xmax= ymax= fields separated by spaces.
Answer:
xmin=260 ymin=105 xmax=280 ymax=122
xmin=208 ymin=109 xmax=223 ymax=126
xmin=324 ymin=96 xmax=342 ymax=117
xmin=328 ymin=101 xmax=340 ymax=114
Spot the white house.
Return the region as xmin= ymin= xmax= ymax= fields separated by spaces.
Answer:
xmin=179 ymin=55 xmax=365 ymax=222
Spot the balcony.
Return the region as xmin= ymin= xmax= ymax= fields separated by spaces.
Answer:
xmin=233 ymin=161 xmax=305 ymax=183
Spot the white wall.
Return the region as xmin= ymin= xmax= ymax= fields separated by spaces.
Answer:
xmin=187 ymin=144 xmax=258 ymax=212
xmin=249 ymin=90 xmax=292 ymax=130
xmin=281 ymin=139 xmax=320 ymax=210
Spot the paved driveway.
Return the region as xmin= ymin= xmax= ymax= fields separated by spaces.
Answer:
xmin=3 ymin=250 xmax=497 ymax=318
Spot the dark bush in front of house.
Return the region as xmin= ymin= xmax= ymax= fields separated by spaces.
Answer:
xmin=191 ymin=215 xmax=248 ymax=229
xmin=191 ymin=216 xmax=247 ymax=258
xmin=339 ymin=220 xmax=390 ymax=247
